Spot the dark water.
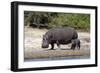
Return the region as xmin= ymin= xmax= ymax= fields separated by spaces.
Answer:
xmin=24 ymin=56 xmax=90 ymax=62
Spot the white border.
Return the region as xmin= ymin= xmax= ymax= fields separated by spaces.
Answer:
xmin=18 ymin=5 xmax=96 ymax=68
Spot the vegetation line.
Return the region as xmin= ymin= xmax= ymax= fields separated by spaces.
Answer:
xmin=24 ymin=11 xmax=90 ymax=30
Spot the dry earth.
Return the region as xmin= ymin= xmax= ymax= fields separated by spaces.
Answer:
xmin=24 ymin=27 xmax=90 ymax=61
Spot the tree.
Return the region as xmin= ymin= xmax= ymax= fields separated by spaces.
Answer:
xmin=24 ymin=11 xmax=90 ymax=29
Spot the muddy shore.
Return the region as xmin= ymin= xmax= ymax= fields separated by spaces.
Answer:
xmin=24 ymin=27 xmax=90 ymax=61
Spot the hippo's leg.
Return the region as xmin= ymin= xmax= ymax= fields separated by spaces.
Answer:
xmin=78 ymin=41 xmax=80 ymax=50
xmin=77 ymin=43 xmax=80 ymax=50
xmin=71 ymin=43 xmax=76 ymax=50
xmin=78 ymin=44 xmax=80 ymax=50
xmin=76 ymin=39 xmax=80 ymax=50
xmin=50 ymin=43 xmax=54 ymax=50
xmin=56 ymin=41 xmax=60 ymax=48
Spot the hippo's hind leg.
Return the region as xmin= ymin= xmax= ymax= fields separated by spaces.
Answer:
xmin=71 ymin=40 xmax=76 ymax=50
xmin=77 ymin=40 xmax=80 ymax=50
xmin=78 ymin=43 xmax=80 ymax=50
xmin=50 ymin=43 xmax=54 ymax=50
xmin=71 ymin=43 xmax=76 ymax=50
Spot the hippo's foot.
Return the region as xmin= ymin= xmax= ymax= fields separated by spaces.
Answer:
xmin=78 ymin=48 xmax=80 ymax=50
xmin=72 ymin=49 xmax=75 ymax=50
xmin=49 ymin=48 xmax=55 ymax=50
xmin=50 ymin=43 xmax=54 ymax=50
xmin=70 ymin=48 xmax=75 ymax=50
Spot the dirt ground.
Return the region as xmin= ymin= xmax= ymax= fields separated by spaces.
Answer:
xmin=24 ymin=27 xmax=90 ymax=61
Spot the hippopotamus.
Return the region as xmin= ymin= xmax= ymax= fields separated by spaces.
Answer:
xmin=42 ymin=27 xmax=80 ymax=50
xmin=71 ymin=39 xmax=80 ymax=50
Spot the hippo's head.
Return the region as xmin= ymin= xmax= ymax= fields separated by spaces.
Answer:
xmin=42 ymin=34 xmax=49 ymax=48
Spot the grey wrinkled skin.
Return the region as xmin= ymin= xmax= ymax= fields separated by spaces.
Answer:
xmin=42 ymin=27 xmax=79 ymax=50
xmin=71 ymin=39 xmax=81 ymax=50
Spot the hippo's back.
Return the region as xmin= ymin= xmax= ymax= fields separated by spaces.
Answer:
xmin=46 ymin=27 xmax=78 ymax=44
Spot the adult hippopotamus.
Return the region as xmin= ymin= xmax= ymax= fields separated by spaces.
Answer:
xmin=42 ymin=27 xmax=79 ymax=50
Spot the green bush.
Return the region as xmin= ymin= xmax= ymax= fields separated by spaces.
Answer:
xmin=24 ymin=11 xmax=90 ymax=29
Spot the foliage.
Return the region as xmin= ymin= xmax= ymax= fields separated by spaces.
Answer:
xmin=24 ymin=11 xmax=90 ymax=29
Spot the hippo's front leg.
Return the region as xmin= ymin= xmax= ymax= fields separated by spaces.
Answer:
xmin=50 ymin=43 xmax=54 ymax=50
xmin=56 ymin=41 xmax=60 ymax=48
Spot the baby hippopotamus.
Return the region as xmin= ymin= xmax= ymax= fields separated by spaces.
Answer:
xmin=42 ymin=27 xmax=80 ymax=50
xmin=71 ymin=39 xmax=80 ymax=50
